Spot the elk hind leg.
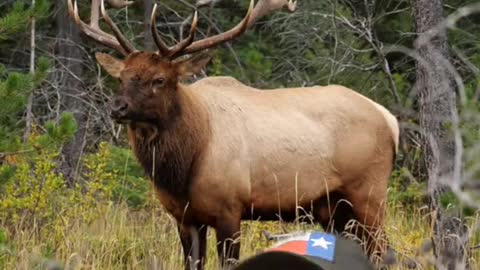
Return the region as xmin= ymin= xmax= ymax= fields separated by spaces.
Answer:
xmin=344 ymin=178 xmax=389 ymax=263
xmin=314 ymin=192 xmax=355 ymax=234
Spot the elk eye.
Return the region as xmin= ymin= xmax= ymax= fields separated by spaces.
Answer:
xmin=153 ymin=78 xmax=165 ymax=87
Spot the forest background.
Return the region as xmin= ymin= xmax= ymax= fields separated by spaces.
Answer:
xmin=1 ymin=0 xmax=480 ymax=269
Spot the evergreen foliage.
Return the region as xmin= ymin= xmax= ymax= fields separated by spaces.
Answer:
xmin=0 ymin=57 xmax=50 ymax=151
xmin=0 ymin=0 xmax=49 ymax=40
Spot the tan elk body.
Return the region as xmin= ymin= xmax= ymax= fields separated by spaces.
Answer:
xmin=152 ymin=76 xmax=399 ymax=222
xmin=68 ymin=0 xmax=399 ymax=269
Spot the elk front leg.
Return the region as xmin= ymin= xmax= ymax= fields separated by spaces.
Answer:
xmin=215 ymin=214 xmax=241 ymax=269
xmin=178 ymin=223 xmax=208 ymax=270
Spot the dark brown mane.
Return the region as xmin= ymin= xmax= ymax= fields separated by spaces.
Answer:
xmin=127 ymin=85 xmax=210 ymax=197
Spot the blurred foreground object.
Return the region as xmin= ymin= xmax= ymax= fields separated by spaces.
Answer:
xmin=235 ymin=231 xmax=373 ymax=270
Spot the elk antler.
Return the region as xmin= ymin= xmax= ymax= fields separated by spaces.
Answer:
xmin=67 ymin=0 xmax=136 ymax=56
xmin=150 ymin=0 xmax=297 ymax=58
xmin=179 ymin=0 xmax=254 ymax=56
xmin=150 ymin=0 xmax=253 ymax=58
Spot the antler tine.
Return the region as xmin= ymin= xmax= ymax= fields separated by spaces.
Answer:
xmin=106 ymin=0 xmax=133 ymax=9
xmin=169 ymin=11 xmax=198 ymax=59
xmin=150 ymin=4 xmax=172 ymax=56
xmin=68 ymin=0 xmax=129 ymax=55
xmin=178 ymin=0 xmax=255 ymax=56
xmin=90 ymin=0 xmax=100 ymax=28
xmin=100 ymin=0 xmax=136 ymax=54
xmin=247 ymin=0 xmax=297 ymax=28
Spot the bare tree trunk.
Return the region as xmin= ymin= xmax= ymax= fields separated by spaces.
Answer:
xmin=413 ymin=0 xmax=468 ymax=269
xmin=24 ymin=0 xmax=36 ymax=141
xmin=143 ymin=0 xmax=154 ymax=50
xmin=56 ymin=0 xmax=88 ymax=184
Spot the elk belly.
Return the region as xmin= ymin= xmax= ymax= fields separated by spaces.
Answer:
xmin=247 ymin=162 xmax=343 ymax=217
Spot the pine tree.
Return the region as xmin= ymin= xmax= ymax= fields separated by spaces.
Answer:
xmin=0 ymin=0 xmax=50 ymax=152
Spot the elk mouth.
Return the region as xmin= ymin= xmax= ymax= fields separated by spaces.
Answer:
xmin=110 ymin=107 xmax=135 ymax=125
xmin=109 ymin=110 xmax=132 ymax=124
xmin=112 ymin=117 xmax=131 ymax=125
xmin=110 ymin=112 xmax=158 ymax=127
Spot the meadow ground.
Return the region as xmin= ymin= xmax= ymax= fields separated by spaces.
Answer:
xmin=2 ymin=194 xmax=479 ymax=270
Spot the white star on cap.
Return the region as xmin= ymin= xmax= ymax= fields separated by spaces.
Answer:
xmin=310 ymin=236 xmax=333 ymax=249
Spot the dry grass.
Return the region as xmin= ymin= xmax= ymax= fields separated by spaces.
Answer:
xmin=2 ymin=197 xmax=479 ymax=270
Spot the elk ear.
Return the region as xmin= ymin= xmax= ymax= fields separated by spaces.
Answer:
xmin=95 ymin=52 xmax=125 ymax=78
xmin=175 ymin=51 xmax=214 ymax=79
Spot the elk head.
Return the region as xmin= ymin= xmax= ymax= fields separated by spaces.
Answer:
xmin=68 ymin=0 xmax=296 ymax=126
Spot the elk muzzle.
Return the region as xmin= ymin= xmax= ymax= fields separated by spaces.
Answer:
xmin=110 ymin=96 xmax=129 ymax=121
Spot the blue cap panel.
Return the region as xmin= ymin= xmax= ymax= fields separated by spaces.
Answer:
xmin=306 ymin=232 xmax=336 ymax=262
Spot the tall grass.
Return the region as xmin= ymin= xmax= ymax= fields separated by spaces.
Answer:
xmin=1 ymin=194 xmax=478 ymax=270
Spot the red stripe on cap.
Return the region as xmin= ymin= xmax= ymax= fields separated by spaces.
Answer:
xmin=268 ymin=240 xmax=308 ymax=255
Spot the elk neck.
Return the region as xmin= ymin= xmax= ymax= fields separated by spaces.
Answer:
xmin=127 ymin=84 xmax=210 ymax=198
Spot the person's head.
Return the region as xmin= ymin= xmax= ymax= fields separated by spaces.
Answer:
xmin=234 ymin=231 xmax=374 ymax=270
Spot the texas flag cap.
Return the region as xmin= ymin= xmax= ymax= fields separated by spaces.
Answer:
xmin=234 ymin=231 xmax=373 ymax=270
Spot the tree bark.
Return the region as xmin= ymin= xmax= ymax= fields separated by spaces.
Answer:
xmin=24 ymin=0 xmax=36 ymax=141
xmin=56 ymin=0 xmax=88 ymax=184
xmin=413 ymin=0 xmax=468 ymax=269
xmin=143 ymin=0 xmax=154 ymax=50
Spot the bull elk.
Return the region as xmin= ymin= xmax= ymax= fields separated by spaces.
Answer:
xmin=68 ymin=0 xmax=399 ymax=269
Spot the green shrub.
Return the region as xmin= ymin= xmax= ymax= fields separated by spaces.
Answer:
xmin=0 ymin=113 xmax=116 ymax=241
xmin=85 ymin=144 xmax=149 ymax=208
xmin=388 ymin=167 xmax=427 ymax=210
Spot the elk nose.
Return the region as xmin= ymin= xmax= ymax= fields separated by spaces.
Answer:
xmin=110 ymin=96 xmax=129 ymax=118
